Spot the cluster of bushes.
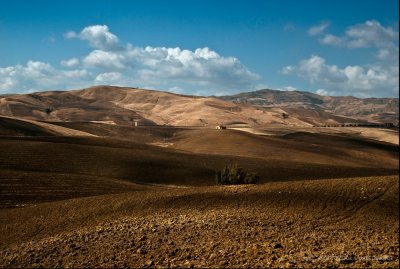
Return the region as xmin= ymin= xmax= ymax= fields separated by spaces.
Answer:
xmin=216 ymin=164 xmax=259 ymax=185
xmin=44 ymin=106 xmax=54 ymax=114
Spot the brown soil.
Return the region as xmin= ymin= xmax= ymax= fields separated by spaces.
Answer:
xmin=0 ymin=117 xmax=398 ymax=268
xmin=1 ymin=127 xmax=398 ymax=208
xmin=0 ymin=176 xmax=398 ymax=268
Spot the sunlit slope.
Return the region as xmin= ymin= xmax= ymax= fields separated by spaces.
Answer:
xmin=0 ymin=85 xmax=370 ymax=127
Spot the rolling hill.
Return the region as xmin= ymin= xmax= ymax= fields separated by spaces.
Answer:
xmin=0 ymin=86 xmax=398 ymax=268
xmin=0 ymin=115 xmax=398 ymax=208
xmin=1 ymin=85 xmax=396 ymax=128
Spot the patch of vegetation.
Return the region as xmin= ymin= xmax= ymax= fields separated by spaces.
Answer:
xmin=44 ymin=106 xmax=54 ymax=115
xmin=216 ymin=164 xmax=259 ymax=185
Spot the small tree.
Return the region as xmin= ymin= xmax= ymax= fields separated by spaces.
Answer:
xmin=216 ymin=164 xmax=259 ymax=185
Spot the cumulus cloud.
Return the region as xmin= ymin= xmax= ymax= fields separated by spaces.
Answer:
xmin=133 ymin=46 xmax=260 ymax=89
xmin=83 ymin=50 xmax=126 ymax=69
xmin=65 ymin=25 xmax=120 ymax=50
xmin=285 ymin=20 xmax=399 ymax=97
xmin=1 ymin=24 xmax=261 ymax=94
xmin=298 ymin=55 xmax=347 ymax=83
xmin=345 ymin=20 xmax=398 ymax=48
xmin=0 ymin=61 xmax=91 ymax=93
xmin=317 ymin=20 xmax=399 ymax=51
xmin=284 ymin=55 xmax=398 ymax=97
xmin=94 ymin=72 xmax=124 ymax=85
xmin=71 ymin=27 xmax=260 ymax=91
xmin=308 ymin=22 xmax=330 ymax=36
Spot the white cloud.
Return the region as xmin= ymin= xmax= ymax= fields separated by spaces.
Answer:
xmin=94 ymin=72 xmax=123 ymax=85
xmin=63 ymin=69 xmax=91 ymax=79
xmin=133 ymin=46 xmax=260 ymax=89
xmin=316 ymin=89 xmax=332 ymax=96
xmin=0 ymin=61 xmax=91 ymax=93
xmin=377 ymin=49 xmax=390 ymax=60
xmin=281 ymin=65 xmax=295 ymax=75
xmin=64 ymin=31 xmax=77 ymax=39
xmin=317 ymin=20 xmax=399 ymax=51
xmin=65 ymin=25 xmax=120 ymax=50
xmin=83 ymin=50 xmax=126 ymax=69
xmin=298 ymin=55 xmax=347 ymax=83
xmin=288 ymin=20 xmax=399 ymax=97
xmin=60 ymin=58 xmax=80 ymax=68
xmin=284 ymin=55 xmax=399 ymax=97
xmin=308 ymin=22 xmax=330 ymax=36
xmin=283 ymin=86 xmax=297 ymax=91
xmin=345 ymin=20 xmax=398 ymax=48
xmin=1 ymin=24 xmax=261 ymax=95
xmin=275 ymin=86 xmax=299 ymax=92
xmin=319 ymin=34 xmax=343 ymax=46
xmin=72 ymin=27 xmax=260 ymax=91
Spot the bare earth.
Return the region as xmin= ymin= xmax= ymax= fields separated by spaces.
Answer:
xmin=0 ymin=111 xmax=398 ymax=268
xmin=0 ymin=176 xmax=398 ymax=268
xmin=233 ymin=126 xmax=399 ymax=145
xmin=2 ymin=86 xmax=397 ymax=128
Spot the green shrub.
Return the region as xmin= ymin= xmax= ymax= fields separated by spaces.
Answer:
xmin=216 ymin=164 xmax=259 ymax=185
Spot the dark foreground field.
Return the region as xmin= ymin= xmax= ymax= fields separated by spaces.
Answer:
xmin=0 ymin=118 xmax=398 ymax=268
xmin=1 ymin=176 xmax=398 ymax=268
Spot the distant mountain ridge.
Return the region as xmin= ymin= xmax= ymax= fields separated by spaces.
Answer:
xmin=218 ymin=89 xmax=399 ymax=125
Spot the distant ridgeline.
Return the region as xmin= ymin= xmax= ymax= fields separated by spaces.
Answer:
xmin=218 ymin=89 xmax=399 ymax=127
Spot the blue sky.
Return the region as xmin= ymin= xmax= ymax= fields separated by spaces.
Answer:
xmin=0 ymin=0 xmax=398 ymax=97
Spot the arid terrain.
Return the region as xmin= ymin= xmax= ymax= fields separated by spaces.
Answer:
xmin=0 ymin=86 xmax=399 ymax=268
xmin=1 ymin=85 xmax=398 ymax=127
xmin=219 ymin=88 xmax=399 ymax=126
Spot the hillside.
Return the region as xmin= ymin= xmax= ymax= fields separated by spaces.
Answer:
xmin=1 ymin=116 xmax=398 ymax=208
xmin=218 ymin=89 xmax=399 ymax=125
xmin=0 ymin=85 xmax=388 ymax=128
